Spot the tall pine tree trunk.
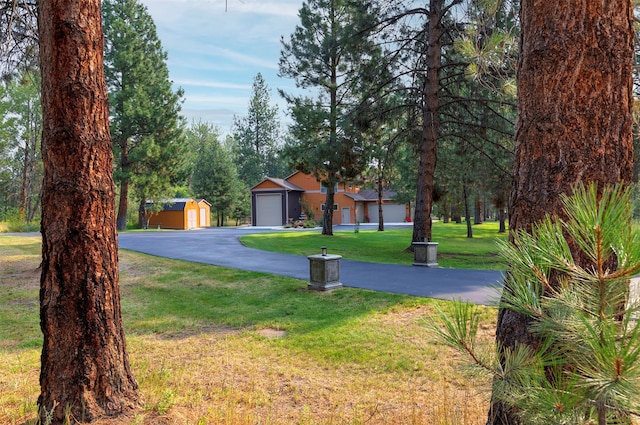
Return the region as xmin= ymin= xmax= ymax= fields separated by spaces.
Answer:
xmin=116 ymin=142 xmax=130 ymax=231
xmin=489 ymin=1 xmax=634 ymax=424
xmin=322 ymin=187 xmax=335 ymax=236
xmin=38 ymin=1 xmax=141 ymax=422
xmin=377 ymin=174 xmax=384 ymax=232
xmin=497 ymin=209 xmax=505 ymax=233
xmin=463 ymin=179 xmax=472 ymax=238
xmin=19 ymin=154 xmax=28 ymax=221
xmin=474 ymin=197 xmax=482 ymax=225
xmin=412 ymin=0 xmax=443 ymax=244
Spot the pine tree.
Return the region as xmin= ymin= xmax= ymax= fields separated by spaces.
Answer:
xmin=493 ymin=2 xmax=634 ymax=423
xmin=232 ymin=73 xmax=285 ymax=187
xmin=279 ymin=0 xmax=377 ymax=235
xmin=190 ymin=122 xmax=243 ymax=227
xmin=37 ymin=0 xmax=141 ymax=421
xmin=0 ymin=70 xmax=42 ymax=223
xmin=434 ymin=183 xmax=640 ymax=425
xmin=102 ymin=0 xmax=185 ymax=230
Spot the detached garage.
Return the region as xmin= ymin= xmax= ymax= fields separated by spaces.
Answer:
xmin=251 ymin=178 xmax=304 ymax=226
xmin=255 ymin=193 xmax=283 ymax=226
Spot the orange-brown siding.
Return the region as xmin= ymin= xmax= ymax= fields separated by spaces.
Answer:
xmin=147 ymin=199 xmax=201 ymax=230
xmin=148 ymin=210 xmax=183 ymax=229
xmin=197 ymin=200 xmax=211 ymax=227
xmin=253 ymin=180 xmax=282 ymax=190
xmin=286 ymin=171 xmax=360 ymax=224
xmin=300 ymin=191 xmax=357 ymax=224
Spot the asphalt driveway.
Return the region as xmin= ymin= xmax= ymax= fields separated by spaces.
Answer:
xmin=118 ymin=226 xmax=503 ymax=305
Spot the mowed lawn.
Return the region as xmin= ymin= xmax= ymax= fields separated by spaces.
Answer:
xmin=241 ymin=221 xmax=508 ymax=270
xmin=0 ymin=235 xmax=497 ymax=425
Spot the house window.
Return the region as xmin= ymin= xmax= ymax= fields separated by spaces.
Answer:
xmin=320 ymin=204 xmax=339 ymax=211
xmin=320 ymin=182 xmax=339 ymax=194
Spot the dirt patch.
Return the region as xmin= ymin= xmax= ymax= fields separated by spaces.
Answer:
xmin=257 ymin=328 xmax=287 ymax=338
xmin=151 ymin=323 xmax=241 ymax=340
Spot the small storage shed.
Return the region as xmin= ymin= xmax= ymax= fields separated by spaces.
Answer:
xmin=251 ymin=178 xmax=304 ymax=226
xmin=146 ymin=198 xmax=209 ymax=230
xmin=197 ymin=199 xmax=211 ymax=227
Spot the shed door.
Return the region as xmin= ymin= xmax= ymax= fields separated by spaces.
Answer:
xmin=200 ymin=208 xmax=207 ymax=227
xmin=187 ymin=209 xmax=197 ymax=229
xmin=256 ymin=194 xmax=282 ymax=226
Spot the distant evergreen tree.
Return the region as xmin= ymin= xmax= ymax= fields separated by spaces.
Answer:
xmin=0 ymin=70 xmax=42 ymax=223
xmin=279 ymin=0 xmax=378 ymax=235
xmin=103 ymin=0 xmax=185 ymax=230
xmin=231 ymin=73 xmax=285 ymax=186
xmin=189 ymin=122 xmax=243 ymax=227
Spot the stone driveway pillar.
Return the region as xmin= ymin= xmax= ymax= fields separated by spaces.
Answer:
xmin=307 ymin=247 xmax=342 ymax=290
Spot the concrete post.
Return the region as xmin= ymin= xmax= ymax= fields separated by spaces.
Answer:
xmin=412 ymin=241 xmax=438 ymax=267
xmin=307 ymin=247 xmax=342 ymax=290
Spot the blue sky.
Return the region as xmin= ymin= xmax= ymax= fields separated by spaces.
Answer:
xmin=139 ymin=0 xmax=303 ymax=134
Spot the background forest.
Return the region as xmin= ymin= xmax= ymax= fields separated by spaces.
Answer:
xmin=0 ymin=0 xmax=638 ymax=235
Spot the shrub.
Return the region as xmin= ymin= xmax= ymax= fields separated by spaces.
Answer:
xmin=6 ymin=216 xmax=40 ymax=233
xmin=300 ymin=199 xmax=315 ymax=221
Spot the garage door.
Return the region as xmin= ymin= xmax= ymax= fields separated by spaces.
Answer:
xmin=368 ymin=203 xmax=406 ymax=223
xmin=256 ymin=194 xmax=283 ymax=226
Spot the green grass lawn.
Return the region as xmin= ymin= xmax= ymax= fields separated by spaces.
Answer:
xmin=241 ymin=221 xmax=508 ymax=270
xmin=0 ymin=235 xmax=495 ymax=424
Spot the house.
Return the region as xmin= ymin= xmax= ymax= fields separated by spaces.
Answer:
xmin=146 ymin=198 xmax=211 ymax=230
xmin=250 ymin=171 xmax=411 ymax=226
xmin=344 ymin=188 xmax=410 ymax=224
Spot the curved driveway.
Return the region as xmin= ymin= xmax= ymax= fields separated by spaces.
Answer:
xmin=118 ymin=226 xmax=504 ymax=305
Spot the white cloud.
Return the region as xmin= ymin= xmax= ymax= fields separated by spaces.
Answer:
xmin=212 ymin=47 xmax=279 ymax=69
xmin=231 ymin=1 xmax=300 ymax=17
xmin=186 ymin=94 xmax=248 ymax=106
xmin=137 ymin=0 xmax=303 ymax=128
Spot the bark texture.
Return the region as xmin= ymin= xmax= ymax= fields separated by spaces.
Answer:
xmin=322 ymin=188 xmax=335 ymax=236
xmin=490 ymin=1 xmax=634 ymax=424
xmin=37 ymin=0 xmax=141 ymax=422
xmin=412 ymin=0 xmax=442 ymax=244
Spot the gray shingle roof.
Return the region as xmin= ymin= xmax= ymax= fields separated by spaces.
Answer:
xmin=343 ymin=188 xmax=397 ymax=202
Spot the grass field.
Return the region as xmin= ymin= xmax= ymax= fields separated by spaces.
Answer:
xmin=241 ymin=221 xmax=508 ymax=270
xmin=0 ymin=235 xmax=498 ymax=425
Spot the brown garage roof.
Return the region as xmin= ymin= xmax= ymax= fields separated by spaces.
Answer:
xmin=251 ymin=177 xmax=304 ymax=192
